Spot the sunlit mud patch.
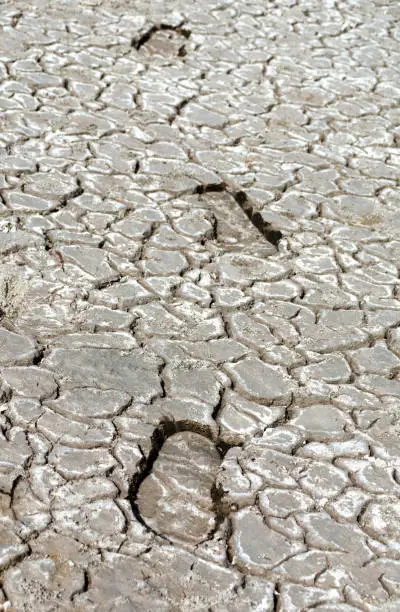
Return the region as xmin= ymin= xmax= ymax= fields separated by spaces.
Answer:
xmin=136 ymin=431 xmax=221 ymax=546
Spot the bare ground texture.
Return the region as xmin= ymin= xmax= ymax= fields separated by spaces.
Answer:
xmin=0 ymin=0 xmax=400 ymax=609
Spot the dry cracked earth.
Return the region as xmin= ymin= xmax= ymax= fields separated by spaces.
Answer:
xmin=0 ymin=0 xmax=399 ymax=609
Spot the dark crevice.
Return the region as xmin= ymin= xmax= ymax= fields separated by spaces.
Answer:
xmin=216 ymin=438 xmax=238 ymax=457
xmin=71 ymin=569 xmax=90 ymax=602
xmin=43 ymin=231 xmax=53 ymax=251
xmin=162 ymin=24 xmax=191 ymax=39
xmin=11 ymin=12 xmax=23 ymax=28
xmin=209 ymin=481 xmax=232 ymax=539
xmin=195 ymin=183 xmax=225 ymax=195
xmin=168 ymin=96 xmax=196 ymax=124
xmin=178 ymin=45 xmax=187 ymax=57
xmin=252 ymin=212 xmax=283 ymax=247
xmin=133 ymin=25 xmax=158 ymax=50
xmin=43 ymin=185 xmax=84 ymax=217
xmin=273 ymin=582 xmax=280 ymax=611
xmin=32 ymin=346 xmax=46 ymax=366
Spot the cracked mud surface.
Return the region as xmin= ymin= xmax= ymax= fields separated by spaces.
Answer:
xmin=0 ymin=0 xmax=399 ymax=609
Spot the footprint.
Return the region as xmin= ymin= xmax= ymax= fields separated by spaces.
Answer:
xmin=135 ymin=431 xmax=221 ymax=546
